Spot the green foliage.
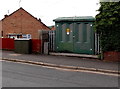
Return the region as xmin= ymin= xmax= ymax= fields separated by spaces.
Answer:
xmin=94 ymin=2 xmax=120 ymax=52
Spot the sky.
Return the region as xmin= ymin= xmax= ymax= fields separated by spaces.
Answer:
xmin=0 ymin=0 xmax=100 ymax=26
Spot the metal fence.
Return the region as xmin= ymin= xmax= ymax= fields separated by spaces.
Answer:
xmin=95 ymin=33 xmax=100 ymax=54
xmin=48 ymin=30 xmax=100 ymax=54
xmin=49 ymin=30 xmax=55 ymax=52
xmin=40 ymin=29 xmax=100 ymax=54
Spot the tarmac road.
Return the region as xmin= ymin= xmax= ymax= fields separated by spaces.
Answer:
xmin=2 ymin=61 xmax=119 ymax=87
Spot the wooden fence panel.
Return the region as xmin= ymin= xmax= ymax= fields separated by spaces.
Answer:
xmin=0 ymin=38 xmax=14 ymax=50
xmin=31 ymin=39 xmax=42 ymax=53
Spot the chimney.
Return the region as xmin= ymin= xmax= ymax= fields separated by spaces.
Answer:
xmin=4 ymin=15 xmax=8 ymax=18
xmin=39 ymin=18 xmax=41 ymax=22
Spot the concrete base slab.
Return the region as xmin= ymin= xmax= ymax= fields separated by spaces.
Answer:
xmin=49 ymin=52 xmax=98 ymax=59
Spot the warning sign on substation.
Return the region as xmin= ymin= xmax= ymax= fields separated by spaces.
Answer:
xmin=66 ymin=28 xmax=70 ymax=35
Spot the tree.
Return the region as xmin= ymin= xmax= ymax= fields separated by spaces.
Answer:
xmin=94 ymin=2 xmax=120 ymax=52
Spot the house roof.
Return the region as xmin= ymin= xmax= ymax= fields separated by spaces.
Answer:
xmin=48 ymin=25 xmax=55 ymax=30
xmin=1 ymin=7 xmax=51 ymax=30
xmin=53 ymin=16 xmax=95 ymax=22
xmin=48 ymin=25 xmax=54 ymax=29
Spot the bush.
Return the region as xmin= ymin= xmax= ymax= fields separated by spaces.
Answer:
xmin=94 ymin=2 xmax=120 ymax=52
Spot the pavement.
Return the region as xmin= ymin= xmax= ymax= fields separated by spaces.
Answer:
xmin=1 ymin=50 xmax=120 ymax=74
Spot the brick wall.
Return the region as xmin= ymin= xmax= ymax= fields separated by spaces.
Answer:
xmin=104 ymin=51 xmax=120 ymax=62
xmin=0 ymin=21 xmax=2 ymax=37
xmin=2 ymin=8 xmax=50 ymax=39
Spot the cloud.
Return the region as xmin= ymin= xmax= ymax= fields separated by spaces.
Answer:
xmin=0 ymin=0 xmax=99 ymax=26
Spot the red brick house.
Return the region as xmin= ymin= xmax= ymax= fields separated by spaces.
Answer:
xmin=0 ymin=21 xmax=2 ymax=38
xmin=1 ymin=7 xmax=50 ymax=39
xmin=49 ymin=26 xmax=55 ymax=30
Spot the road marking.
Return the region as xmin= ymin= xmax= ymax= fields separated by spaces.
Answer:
xmin=9 ymin=54 xmax=22 ymax=56
xmin=2 ymin=60 xmax=119 ymax=77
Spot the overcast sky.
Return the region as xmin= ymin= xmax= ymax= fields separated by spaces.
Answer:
xmin=0 ymin=0 xmax=100 ymax=26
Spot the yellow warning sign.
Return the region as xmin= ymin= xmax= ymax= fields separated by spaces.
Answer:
xmin=66 ymin=28 xmax=70 ymax=35
xmin=66 ymin=28 xmax=70 ymax=32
